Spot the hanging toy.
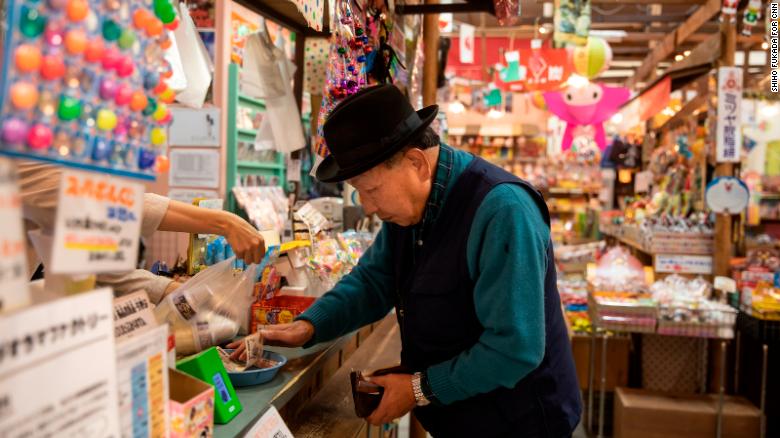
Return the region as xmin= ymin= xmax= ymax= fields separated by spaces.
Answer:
xmin=368 ymin=11 xmax=405 ymax=84
xmin=721 ymin=0 xmax=738 ymax=23
xmin=741 ymin=0 xmax=762 ymax=36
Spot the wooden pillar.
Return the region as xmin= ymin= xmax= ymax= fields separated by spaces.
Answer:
xmin=422 ymin=0 xmax=439 ymax=106
xmin=294 ymin=32 xmax=306 ymax=110
xmin=713 ymin=21 xmax=737 ymax=277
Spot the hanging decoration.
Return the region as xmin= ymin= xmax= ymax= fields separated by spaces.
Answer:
xmin=531 ymin=91 xmax=547 ymax=111
xmin=493 ymin=0 xmax=521 ymax=26
xmin=484 ymin=85 xmax=503 ymax=108
xmin=571 ymin=37 xmax=612 ymax=79
xmin=553 ymin=0 xmax=591 ymax=47
xmin=314 ymin=0 xmax=384 ymax=158
xmin=721 ymin=0 xmax=738 ymax=23
xmin=543 ymin=82 xmax=630 ymax=151
xmin=496 ymin=49 xmax=572 ymax=92
xmin=499 ymin=51 xmax=524 ymax=83
xmin=741 ymin=0 xmax=762 ymax=36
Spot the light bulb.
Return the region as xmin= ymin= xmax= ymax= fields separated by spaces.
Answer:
xmin=448 ymin=101 xmax=465 ymax=114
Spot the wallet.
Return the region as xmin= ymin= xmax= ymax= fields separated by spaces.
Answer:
xmin=349 ymin=365 xmax=412 ymax=418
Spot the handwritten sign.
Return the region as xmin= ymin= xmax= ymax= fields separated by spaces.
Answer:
xmin=114 ymin=291 xmax=157 ymax=340
xmin=716 ymin=67 xmax=743 ymax=163
xmin=0 ymin=288 xmax=120 ymax=436
xmin=0 ymin=159 xmax=29 ymax=313
xmin=51 ymin=170 xmax=144 ymax=274
xmin=245 ymin=406 xmax=293 ymax=438
xmin=655 ymin=254 xmax=713 ymax=275
xmin=116 ymin=324 xmax=169 ymax=438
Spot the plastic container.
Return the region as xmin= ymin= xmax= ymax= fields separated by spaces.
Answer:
xmin=222 ymin=349 xmax=287 ymax=387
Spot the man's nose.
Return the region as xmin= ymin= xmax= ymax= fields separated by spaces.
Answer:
xmin=361 ymin=195 xmax=377 ymax=216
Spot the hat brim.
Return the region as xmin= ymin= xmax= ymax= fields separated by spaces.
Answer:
xmin=315 ymin=105 xmax=439 ymax=183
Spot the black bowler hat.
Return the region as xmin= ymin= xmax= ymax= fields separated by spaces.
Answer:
xmin=316 ymin=84 xmax=439 ymax=183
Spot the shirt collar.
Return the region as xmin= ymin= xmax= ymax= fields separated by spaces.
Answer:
xmin=416 ymin=143 xmax=453 ymax=239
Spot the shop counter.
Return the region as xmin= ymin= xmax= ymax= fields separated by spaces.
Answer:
xmin=214 ymin=317 xmax=394 ymax=437
xmin=288 ymin=316 xmax=402 ymax=437
xmin=213 ymin=334 xmax=351 ymax=437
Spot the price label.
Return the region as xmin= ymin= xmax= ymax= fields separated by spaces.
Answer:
xmin=0 ymin=158 xmax=29 ymax=313
xmin=51 ymin=170 xmax=144 ymax=274
xmin=245 ymin=406 xmax=294 ymax=438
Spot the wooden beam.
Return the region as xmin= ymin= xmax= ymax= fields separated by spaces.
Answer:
xmin=627 ymin=0 xmax=721 ymax=88
xmin=396 ymin=2 xmax=493 ymax=15
xmin=658 ymin=94 xmax=708 ymax=131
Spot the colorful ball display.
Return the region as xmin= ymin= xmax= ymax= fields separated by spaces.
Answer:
xmin=572 ymin=37 xmax=613 ymax=79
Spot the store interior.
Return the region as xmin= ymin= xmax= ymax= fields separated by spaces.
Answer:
xmin=1 ymin=0 xmax=779 ymax=437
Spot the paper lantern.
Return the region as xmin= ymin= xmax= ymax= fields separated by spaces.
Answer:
xmin=572 ymin=37 xmax=612 ymax=79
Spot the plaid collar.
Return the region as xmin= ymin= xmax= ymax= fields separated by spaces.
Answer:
xmin=415 ymin=143 xmax=453 ymax=242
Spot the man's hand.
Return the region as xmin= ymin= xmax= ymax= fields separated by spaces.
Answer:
xmin=227 ymin=320 xmax=315 ymax=361
xmin=365 ymin=374 xmax=417 ymax=426
xmin=222 ymin=213 xmax=265 ymax=265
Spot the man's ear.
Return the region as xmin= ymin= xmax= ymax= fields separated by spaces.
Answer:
xmin=405 ymin=148 xmax=432 ymax=181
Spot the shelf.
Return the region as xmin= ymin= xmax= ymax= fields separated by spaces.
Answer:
xmin=600 ymin=227 xmax=714 ymax=257
xmin=238 ymin=128 xmax=258 ymax=138
xmin=548 ymin=187 xmax=599 ymax=196
xmin=238 ymin=94 xmax=266 ymax=110
xmin=238 ymin=161 xmax=286 ymax=170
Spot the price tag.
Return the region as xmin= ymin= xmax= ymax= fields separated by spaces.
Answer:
xmin=654 ymin=254 xmax=713 ymax=275
xmin=0 ymin=159 xmax=29 ymax=313
xmin=113 ymin=291 xmax=157 ymax=340
xmin=51 ymin=170 xmax=144 ymax=274
xmin=245 ymin=406 xmax=294 ymax=438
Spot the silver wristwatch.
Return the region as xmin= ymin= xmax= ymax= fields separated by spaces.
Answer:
xmin=412 ymin=372 xmax=431 ymax=406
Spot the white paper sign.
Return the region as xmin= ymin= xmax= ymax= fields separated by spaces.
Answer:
xmin=169 ymin=149 xmax=220 ymax=189
xmin=0 ymin=288 xmax=121 ymax=436
xmin=0 ymin=159 xmax=29 ymax=313
xmin=245 ymin=406 xmax=294 ymax=438
xmin=116 ymin=324 xmax=170 ymax=438
xmin=114 ymin=290 xmax=157 ymax=340
xmin=51 ymin=170 xmax=144 ymax=274
xmin=286 ymin=157 xmax=302 ymax=183
xmin=716 ymin=67 xmax=743 ymax=163
xmin=459 ymin=23 xmax=475 ymax=64
xmin=634 ymin=170 xmax=653 ymax=193
xmin=169 ymin=108 xmax=221 ymax=147
xmin=705 ymin=176 xmax=750 ymax=214
xmin=655 ymin=254 xmax=713 ymax=274
xmin=167 ymin=188 xmax=220 ymax=204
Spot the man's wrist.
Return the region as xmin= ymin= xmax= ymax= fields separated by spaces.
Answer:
xmin=419 ymin=371 xmax=440 ymax=405
xmin=411 ymin=372 xmax=431 ymax=406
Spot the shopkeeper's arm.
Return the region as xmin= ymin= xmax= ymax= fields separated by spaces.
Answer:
xmin=156 ymin=196 xmax=266 ymax=264
xmin=424 ymin=184 xmax=548 ymax=405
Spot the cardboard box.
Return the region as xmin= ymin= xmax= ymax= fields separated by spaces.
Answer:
xmin=613 ymin=387 xmax=760 ymax=438
xmin=571 ymin=334 xmax=630 ymax=390
xmin=169 ymin=369 xmax=215 ymax=438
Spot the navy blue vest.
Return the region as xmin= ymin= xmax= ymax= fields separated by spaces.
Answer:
xmin=388 ymin=157 xmax=582 ymax=438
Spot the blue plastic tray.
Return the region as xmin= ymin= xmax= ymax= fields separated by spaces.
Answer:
xmin=222 ymin=349 xmax=287 ymax=387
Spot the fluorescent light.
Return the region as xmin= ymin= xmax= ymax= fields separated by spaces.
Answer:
xmin=588 ymin=30 xmax=628 ymax=39
xmin=487 ymin=108 xmax=505 ymax=119
xmin=448 ymin=101 xmax=465 ymax=114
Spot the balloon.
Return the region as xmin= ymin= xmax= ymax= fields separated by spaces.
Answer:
xmin=572 ymin=37 xmax=613 ymax=79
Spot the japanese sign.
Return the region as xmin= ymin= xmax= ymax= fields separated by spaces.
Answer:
xmin=114 ymin=291 xmax=157 ymax=340
xmin=716 ymin=67 xmax=743 ymax=163
xmin=0 ymin=289 xmax=120 ymax=436
xmin=116 ymin=324 xmax=169 ymax=438
xmin=655 ymin=255 xmax=713 ymax=275
xmin=498 ymin=49 xmax=572 ymax=92
xmin=0 ymin=159 xmax=29 ymax=313
xmin=51 ymin=170 xmax=144 ymax=274
xmin=245 ymin=406 xmax=294 ymax=438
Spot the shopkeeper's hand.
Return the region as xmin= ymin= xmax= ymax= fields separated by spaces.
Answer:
xmin=221 ymin=212 xmax=266 ymax=265
xmin=365 ymin=374 xmax=417 ymax=426
xmin=227 ymin=320 xmax=315 ymax=361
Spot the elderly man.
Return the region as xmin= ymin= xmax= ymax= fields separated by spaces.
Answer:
xmin=234 ymin=84 xmax=581 ymax=437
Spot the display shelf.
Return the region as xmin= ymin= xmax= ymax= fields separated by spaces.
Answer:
xmin=225 ymin=63 xmax=285 ymax=213
xmin=548 ymin=187 xmax=600 ymax=196
xmin=600 ymin=225 xmax=713 ymax=257
xmin=238 ymin=128 xmax=259 ymax=138
xmin=237 ymin=161 xmax=287 ymax=171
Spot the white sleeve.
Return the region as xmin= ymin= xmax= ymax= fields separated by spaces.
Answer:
xmin=141 ymin=193 xmax=171 ymax=239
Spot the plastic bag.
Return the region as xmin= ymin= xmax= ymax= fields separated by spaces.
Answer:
xmin=154 ymin=257 xmax=257 ymax=355
xmin=172 ymin=1 xmax=212 ymax=108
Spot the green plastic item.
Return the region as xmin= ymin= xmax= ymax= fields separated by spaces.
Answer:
xmin=176 ymin=347 xmax=242 ymax=424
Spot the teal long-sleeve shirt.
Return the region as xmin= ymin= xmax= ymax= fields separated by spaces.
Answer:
xmin=297 ymin=147 xmax=550 ymax=405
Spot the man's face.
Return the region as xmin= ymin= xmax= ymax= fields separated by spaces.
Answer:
xmin=347 ymin=147 xmax=436 ymax=227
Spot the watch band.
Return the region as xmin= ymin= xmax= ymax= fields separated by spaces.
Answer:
xmin=412 ymin=372 xmax=431 ymax=406
xmin=419 ymin=371 xmax=439 ymax=405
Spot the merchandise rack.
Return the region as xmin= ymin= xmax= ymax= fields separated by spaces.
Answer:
xmin=225 ymin=63 xmax=286 ymax=213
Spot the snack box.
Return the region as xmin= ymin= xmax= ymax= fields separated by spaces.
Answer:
xmin=169 ymin=369 xmax=215 ymax=438
xmin=251 ymin=295 xmax=316 ymax=330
